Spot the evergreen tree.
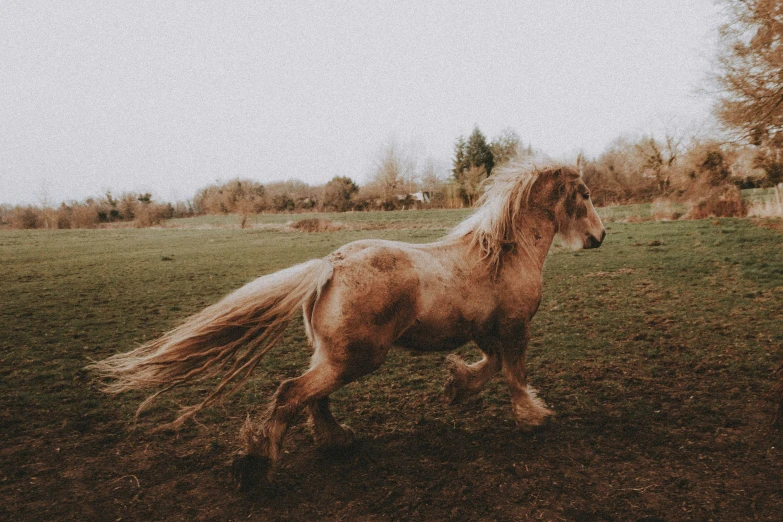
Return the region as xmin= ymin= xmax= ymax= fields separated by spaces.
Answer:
xmin=452 ymin=126 xmax=495 ymax=205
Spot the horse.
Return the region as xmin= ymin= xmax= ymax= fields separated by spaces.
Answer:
xmin=89 ymin=161 xmax=605 ymax=489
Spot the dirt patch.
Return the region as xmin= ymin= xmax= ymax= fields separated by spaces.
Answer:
xmin=3 ymin=368 xmax=782 ymax=522
xmin=584 ymin=268 xmax=637 ymax=278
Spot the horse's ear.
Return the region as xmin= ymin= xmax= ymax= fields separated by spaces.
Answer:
xmin=576 ymin=153 xmax=584 ymax=176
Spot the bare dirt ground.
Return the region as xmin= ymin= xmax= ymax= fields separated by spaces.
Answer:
xmin=3 ymin=361 xmax=783 ymax=522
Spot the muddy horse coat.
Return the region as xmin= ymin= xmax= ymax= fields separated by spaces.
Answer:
xmin=90 ymin=162 xmax=606 ymax=488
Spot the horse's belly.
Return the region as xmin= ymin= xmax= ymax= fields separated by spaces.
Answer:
xmin=394 ymin=324 xmax=471 ymax=352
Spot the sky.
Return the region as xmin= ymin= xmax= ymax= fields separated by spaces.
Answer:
xmin=1 ymin=1 xmax=722 ymax=206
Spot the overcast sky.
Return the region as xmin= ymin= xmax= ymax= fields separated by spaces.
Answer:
xmin=1 ymin=1 xmax=721 ymax=205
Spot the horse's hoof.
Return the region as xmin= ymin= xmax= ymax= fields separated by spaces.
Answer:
xmin=316 ymin=424 xmax=356 ymax=451
xmin=514 ymin=410 xmax=554 ymax=432
xmin=331 ymin=423 xmax=356 ymax=448
xmin=231 ymin=453 xmax=271 ymax=491
xmin=444 ymin=379 xmax=456 ymax=403
xmin=444 ymin=378 xmax=474 ymax=404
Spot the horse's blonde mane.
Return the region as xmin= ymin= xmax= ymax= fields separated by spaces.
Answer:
xmin=448 ymin=159 xmax=565 ymax=275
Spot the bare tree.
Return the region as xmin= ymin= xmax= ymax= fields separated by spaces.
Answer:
xmin=370 ymin=138 xmax=418 ymax=198
xmin=714 ymin=0 xmax=783 ymax=145
xmin=490 ymin=128 xmax=523 ymax=166
xmin=419 ymin=157 xmax=440 ymax=193
xmin=635 ymin=130 xmax=684 ymax=193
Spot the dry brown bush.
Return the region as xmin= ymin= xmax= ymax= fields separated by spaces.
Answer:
xmin=69 ymin=204 xmax=100 ymax=228
xmin=55 ymin=207 xmax=72 ymax=229
xmin=289 ymin=218 xmax=345 ymax=232
xmin=685 ymin=185 xmax=747 ymax=219
xmin=133 ymin=203 xmax=172 ymax=228
xmin=8 ymin=206 xmax=41 ymax=229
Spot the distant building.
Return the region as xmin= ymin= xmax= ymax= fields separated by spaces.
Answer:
xmin=405 ymin=191 xmax=431 ymax=204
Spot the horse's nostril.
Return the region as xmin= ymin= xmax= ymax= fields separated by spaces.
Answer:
xmin=585 ymin=231 xmax=605 ymax=249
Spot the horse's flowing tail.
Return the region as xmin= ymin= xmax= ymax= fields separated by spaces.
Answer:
xmin=89 ymin=259 xmax=333 ymax=428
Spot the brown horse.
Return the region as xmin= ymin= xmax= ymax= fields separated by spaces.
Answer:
xmin=90 ymin=161 xmax=605 ymax=488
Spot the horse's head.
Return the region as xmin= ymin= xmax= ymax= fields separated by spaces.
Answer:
xmin=452 ymin=162 xmax=605 ymax=273
xmin=534 ymin=167 xmax=605 ymax=251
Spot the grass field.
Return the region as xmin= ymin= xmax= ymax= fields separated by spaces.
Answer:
xmin=164 ymin=205 xmax=663 ymax=229
xmin=1 ymin=211 xmax=782 ymax=520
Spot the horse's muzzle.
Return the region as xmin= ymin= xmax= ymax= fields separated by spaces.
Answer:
xmin=585 ymin=229 xmax=606 ymax=249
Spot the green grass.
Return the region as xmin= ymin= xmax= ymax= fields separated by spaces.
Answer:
xmin=1 ymin=212 xmax=782 ymax=520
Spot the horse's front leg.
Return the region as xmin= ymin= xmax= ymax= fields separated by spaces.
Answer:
xmin=444 ymin=338 xmax=501 ymax=403
xmin=501 ymin=328 xmax=553 ymax=429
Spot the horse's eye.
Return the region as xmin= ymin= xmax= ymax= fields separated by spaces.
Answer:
xmin=582 ymin=193 xmax=590 ymax=200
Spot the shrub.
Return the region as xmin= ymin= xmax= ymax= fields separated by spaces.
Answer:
xmin=322 ymin=176 xmax=359 ymax=212
xmin=379 ymin=196 xmax=399 ymax=211
xmin=133 ymin=203 xmax=173 ymax=228
xmin=685 ymin=185 xmax=747 ymax=219
xmin=55 ymin=206 xmax=72 ymax=229
xmin=9 ymin=206 xmax=41 ymax=229
xmin=272 ymin=194 xmax=296 ymax=212
xmin=69 ymin=204 xmax=100 ymax=228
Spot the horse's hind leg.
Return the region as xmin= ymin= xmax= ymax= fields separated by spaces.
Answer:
xmin=307 ymin=396 xmax=355 ymax=449
xmin=232 ymin=362 xmax=344 ymax=489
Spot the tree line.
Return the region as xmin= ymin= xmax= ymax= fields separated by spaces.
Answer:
xmin=2 ymin=123 xmax=779 ymax=229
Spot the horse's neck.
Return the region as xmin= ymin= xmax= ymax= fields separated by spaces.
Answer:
xmin=513 ymin=214 xmax=556 ymax=270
